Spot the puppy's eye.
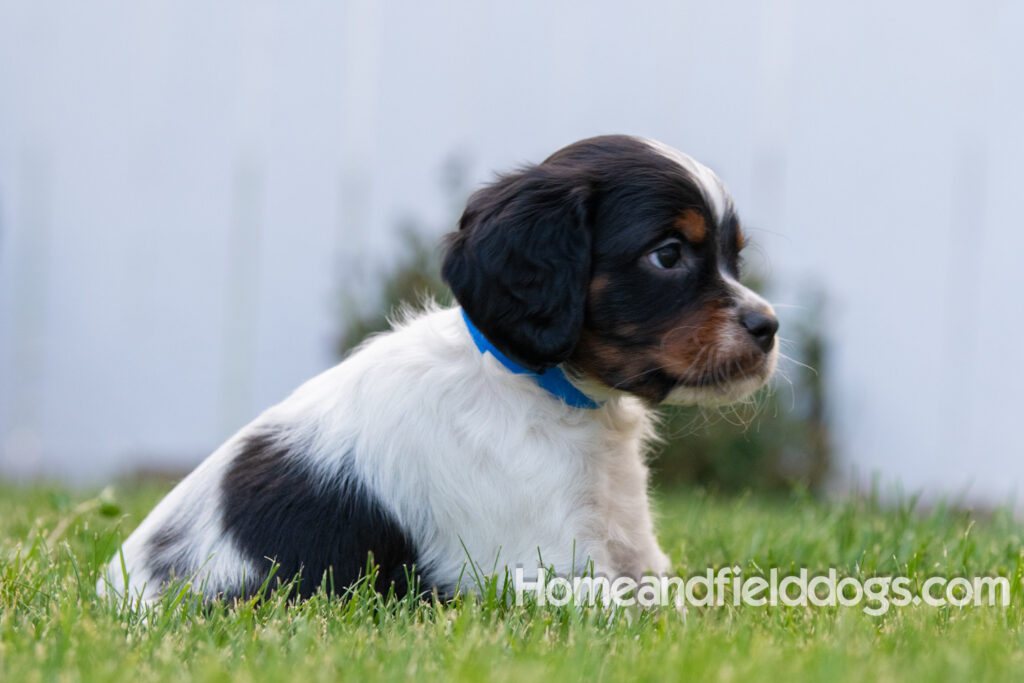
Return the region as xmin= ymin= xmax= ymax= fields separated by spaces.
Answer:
xmin=647 ymin=242 xmax=684 ymax=270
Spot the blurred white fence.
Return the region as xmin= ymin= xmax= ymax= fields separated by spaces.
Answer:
xmin=1 ymin=1 xmax=1023 ymax=502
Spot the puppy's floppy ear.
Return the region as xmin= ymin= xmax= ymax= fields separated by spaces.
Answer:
xmin=442 ymin=164 xmax=591 ymax=373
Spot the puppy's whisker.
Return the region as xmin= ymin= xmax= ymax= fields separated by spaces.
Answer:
xmin=775 ymin=369 xmax=798 ymax=412
xmin=777 ymin=351 xmax=818 ymax=376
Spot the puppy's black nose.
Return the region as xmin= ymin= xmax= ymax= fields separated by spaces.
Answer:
xmin=740 ymin=309 xmax=779 ymax=353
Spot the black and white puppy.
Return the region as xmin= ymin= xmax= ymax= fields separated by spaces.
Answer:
xmin=99 ymin=135 xmax=778 ymax=604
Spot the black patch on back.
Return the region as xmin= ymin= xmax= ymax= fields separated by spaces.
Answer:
xmin=221 ymin=430 xmax=419 ymax=600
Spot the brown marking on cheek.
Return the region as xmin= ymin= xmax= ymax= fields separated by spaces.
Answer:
xmin=652 ymin=305 xmax=732 ymax=377
xmin=673 ymin=209 xmax=707 ymax=244
xmin=573 ymin=331 xmax=642 ymax=377
xmin=654 ymin=303 xmax=768 ymax=385
xmin=736 ymin=225 xmax=746 ymax=251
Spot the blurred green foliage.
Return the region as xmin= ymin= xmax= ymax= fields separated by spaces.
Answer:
xmin=336 ymin=226 xmax=451 ymax=356
xmin=337 ymin=230 xmax=830 ymax=495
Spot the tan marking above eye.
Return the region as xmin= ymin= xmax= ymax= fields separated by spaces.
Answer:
xmin=589 ymin=275 xmax=610 ymax=299
xmin=673 ymin=209 xmax=707 ymax=244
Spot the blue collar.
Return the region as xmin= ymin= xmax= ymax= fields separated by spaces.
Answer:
xmin=461 ymin=309 xmax=601 ymax=410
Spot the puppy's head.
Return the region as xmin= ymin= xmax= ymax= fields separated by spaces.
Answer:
xmin=443 ymin=135 xmax=778 ymax=406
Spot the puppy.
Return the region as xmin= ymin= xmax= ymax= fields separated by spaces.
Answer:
xmin=99 ymin=134 xmax=778 ymax=604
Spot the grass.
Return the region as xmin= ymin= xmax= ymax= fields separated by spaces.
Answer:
xmin=1 ymin=481 xmax=1023 ymax=682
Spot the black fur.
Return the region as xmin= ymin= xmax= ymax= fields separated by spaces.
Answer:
xmin=442 ymin=164 xmax=592 ymax=373
xmin=220 ymin=430 xmax=419 ymax=599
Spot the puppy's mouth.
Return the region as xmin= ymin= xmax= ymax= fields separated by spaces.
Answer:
xmin=659 ymin=344 xmax=778 ymax=406
xmin=673 ymin=350 xmax=773 ymax=389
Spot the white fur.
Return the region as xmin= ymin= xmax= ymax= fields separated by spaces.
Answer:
xmin=99 ymin=305 xmax=674 ymax=603
xmin=643 ymin=137 xmax=732 ymax=223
